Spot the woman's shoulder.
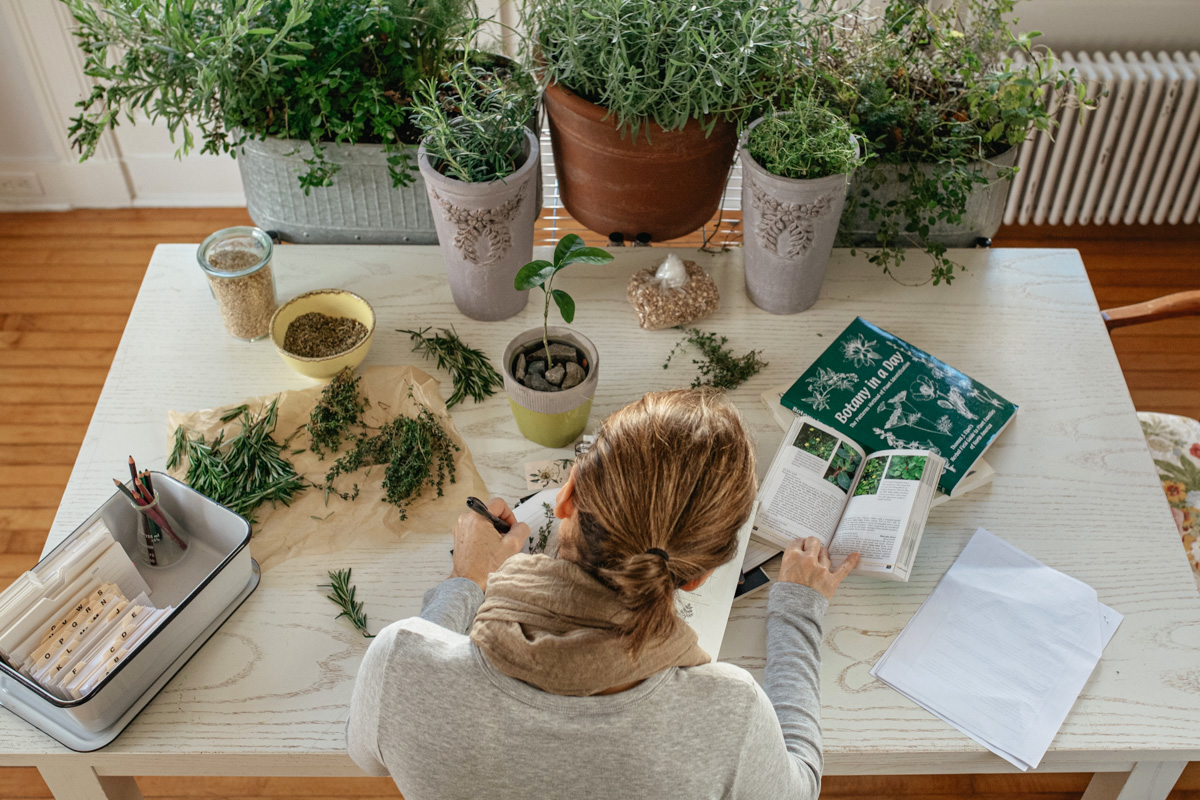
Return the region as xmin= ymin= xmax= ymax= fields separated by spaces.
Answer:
xmin=366 ymin=616 xmax=477 ymax=676
xmin=665 ymin=661 xmax=771 ymax=712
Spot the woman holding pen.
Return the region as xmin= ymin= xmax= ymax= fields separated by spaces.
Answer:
xmin=347 ymin=388 xmax=859 ymax=798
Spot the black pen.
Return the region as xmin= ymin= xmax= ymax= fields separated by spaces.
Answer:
xmin=466 ymin=496 xmax=511 ymax=534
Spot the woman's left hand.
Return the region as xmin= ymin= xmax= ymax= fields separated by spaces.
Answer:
xmin=449 ymin=498 xmax=529 ymax=591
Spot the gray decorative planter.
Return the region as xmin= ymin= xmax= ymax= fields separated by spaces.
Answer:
xmin=838 ymin=146 xmax=1019 ymax=248
xmin=237 ymin=137 xmax=437 ymax=244
xmin=418 ymin=129 xmax=540 ymax=321
xmin=740 ymin=119 xmax=853 ymax=315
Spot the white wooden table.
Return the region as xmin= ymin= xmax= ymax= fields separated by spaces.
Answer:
xmin=2 ymin=245 xmax=1198 ymax=800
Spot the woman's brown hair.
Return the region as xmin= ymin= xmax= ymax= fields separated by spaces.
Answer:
xmin=570 ymin=388 xmax=758 ymax=655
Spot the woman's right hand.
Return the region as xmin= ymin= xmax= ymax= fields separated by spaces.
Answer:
xmin=449 ymin=498 xmax=529 ymax=592
xmin=777 ymin=536 xmax=859 ymax=600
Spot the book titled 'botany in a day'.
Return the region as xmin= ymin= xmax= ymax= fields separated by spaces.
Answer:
xmin=780 ymin=318 xmax=1017 ymax=495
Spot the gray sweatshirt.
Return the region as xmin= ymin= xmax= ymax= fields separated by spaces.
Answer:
xmin=346 ymin=578 xmax=828 ymax=799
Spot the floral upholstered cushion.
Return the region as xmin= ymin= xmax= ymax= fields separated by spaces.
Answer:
xmin=1139 ymin=411 xmax=1200 ymax=588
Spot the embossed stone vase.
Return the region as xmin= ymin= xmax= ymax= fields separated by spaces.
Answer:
xmin=740 ymin=118 xmax=855 ymax=315
xmin=418 ymin=129 xmax=540 ymax=321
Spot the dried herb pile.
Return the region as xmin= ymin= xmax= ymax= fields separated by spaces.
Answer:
xmin=399 ymin=327 xmax=503 ymax=408
xmin=663 ymin=328 xmax=768 ymax=390
xmin=307 ymin=367 xmax=368 ymax=457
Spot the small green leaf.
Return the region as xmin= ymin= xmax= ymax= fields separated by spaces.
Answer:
xmin=561 ymin=246 xmax=615 ymax=266
xmin=247 ymin=27 xmax=276 ymax=35
xmin=514 ymin=260 xmax=555 ymax=290
xmin=553 ymin=233 xmax=585 ymax=267
xmin=552 ymin=290 xmax=575 ymax=323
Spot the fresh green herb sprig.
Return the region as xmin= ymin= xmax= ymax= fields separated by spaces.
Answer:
xmin=747 ymin=97 xmax=864 ymax=181
xmin=321 ymin=568 xmax=374 ymax=638
xmin=324 ymin=400 xmax=459 ymax=519
xmin=528 ymin=501 xmax=555 ymax=554
xmin=167 ymin=398 xmax=307 ymax=524
xmin=399 ymin=327 xmax=503 ymax=408
xmin=307 ymin=367 xmax=368 ymax=458
xmin=663 ymin=328 xmax=768 ymax=391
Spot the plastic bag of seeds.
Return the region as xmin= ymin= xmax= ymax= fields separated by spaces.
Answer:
xmin=626 ymin=254 xmax=720 ymax=330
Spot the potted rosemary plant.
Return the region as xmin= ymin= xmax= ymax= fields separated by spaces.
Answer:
xmin=503 ymin=235 xmax=613 ymax=448
xmin=63 ymin=0 xmax=477 ymax=244
xmin=741 ymin=99 xmax=864 ymax=314
xmin=413 ymin=58 xmax=540 ymax=321
xmin=799 ymin=0 xmax=1096 ymax=284
xmin=526 ymin=0 xmax=798 ymax=242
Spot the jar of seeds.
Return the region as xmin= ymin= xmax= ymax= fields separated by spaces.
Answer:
xmin=197 ymin=227 xmax=277 ymax=341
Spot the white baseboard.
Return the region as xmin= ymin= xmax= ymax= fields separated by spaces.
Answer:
xmin=0 ymin=157 xmax=132 ymax=209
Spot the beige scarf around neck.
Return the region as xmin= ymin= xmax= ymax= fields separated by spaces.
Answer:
xmin=469 ymin=554 xmax=710 ymax=697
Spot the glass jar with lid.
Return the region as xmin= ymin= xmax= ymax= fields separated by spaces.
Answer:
xmin=197 ymin=227 xmax=277 ymax=341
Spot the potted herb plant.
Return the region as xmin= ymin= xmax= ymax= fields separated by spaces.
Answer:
xmin=526 ymin=0 xmax=798 ymax=242
xmin=798 ymin=0 xmax=1096 ymax=284
xmin=63 ymin=0 xmax=480 ymax=244
xmin=741 ymin=98 xmax=864 ymax=314
xmin=413 ymin=58 xmax=540 ymax=321
xmin=503 ymin=235 xmax=613 ymax=448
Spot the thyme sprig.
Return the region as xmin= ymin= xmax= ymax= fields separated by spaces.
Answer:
xmin=307 ymin=367 xmax=369 ymax=458
xmin=664 ymin=328 xmax=768 ymax=391
xmin=321 ymin=568 xmax=374 ymax=639
xmin=398 ymin=327 xmax=503 ymax=408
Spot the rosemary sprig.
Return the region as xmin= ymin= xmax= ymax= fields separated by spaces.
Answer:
xmin=321 ymin=568 xmax=374 ymax=639
xmin=398 ymin=327 xmax=503 ymax=408
xmin=663 ymin=328 xmax=768 ymax=391
xmin=167 ymin=398 xmax=307 ymax=524
xmin=307 ymin=367 xmax=368 ymax=458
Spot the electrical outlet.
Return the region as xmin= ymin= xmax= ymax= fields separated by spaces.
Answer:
xmin=0 ymin=172 xmax=44 ymax=197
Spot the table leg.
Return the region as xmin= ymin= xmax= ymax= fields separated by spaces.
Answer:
xmin=37 ymin=765 xmax=143 ymax=800
xmin=1081 ymin=761 xmax=1187 ymax=800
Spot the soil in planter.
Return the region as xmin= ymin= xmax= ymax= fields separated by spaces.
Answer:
xmin=513 ymin=340 xmax=590 ymax=393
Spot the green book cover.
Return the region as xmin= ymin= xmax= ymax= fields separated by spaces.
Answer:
xmin=780 ymin=318 xmax=1017 ymax=494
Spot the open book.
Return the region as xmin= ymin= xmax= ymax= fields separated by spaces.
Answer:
xmin=751 ymin=415 xmax=945 ymax=582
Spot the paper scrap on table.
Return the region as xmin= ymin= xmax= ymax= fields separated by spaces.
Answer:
xmin=525 ymin=459 xmax=575 ymax=492
xmin=870 ymin=528 xmax=1122 ymax=771
xmin=167 ymin=365 xmax=489 ymax=572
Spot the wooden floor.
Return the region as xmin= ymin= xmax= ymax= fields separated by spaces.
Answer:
xmin=0 ymin=209 xmax=1197 ymax=799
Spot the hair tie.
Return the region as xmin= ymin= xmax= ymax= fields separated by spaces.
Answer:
xmin=645 ymin=548 xmax=670 ymax=562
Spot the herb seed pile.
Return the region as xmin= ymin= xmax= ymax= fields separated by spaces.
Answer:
xmin=284 ymin=312 xmax=369 ymax=358
xmin=205 ymin=248 xmax=275 ymax=340
xmin=627 ymin=259 xmax=720 ymax=331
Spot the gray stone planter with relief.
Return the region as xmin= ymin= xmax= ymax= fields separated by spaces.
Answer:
xmin=740 ymin=117 xmax=854 ymax=315
xmin=418 ymin=129 xmax=540 ymax=321
xmin=238 ymin=137 xmax=437 ymax=244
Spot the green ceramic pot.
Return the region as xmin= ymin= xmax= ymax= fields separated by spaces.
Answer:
xmin=502 ymin=326 xmax=599 ymax=448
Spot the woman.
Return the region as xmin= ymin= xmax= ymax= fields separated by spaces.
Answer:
xmin=347 ymin=389 xmax=858 ymax=798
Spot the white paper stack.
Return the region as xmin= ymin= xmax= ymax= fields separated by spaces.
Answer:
xmin=871 ymin=528 xmax=1122 ymax=770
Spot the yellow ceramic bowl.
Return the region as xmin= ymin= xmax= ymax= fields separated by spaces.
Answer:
xmin=270 ymin=289 xmax=375 ymax=380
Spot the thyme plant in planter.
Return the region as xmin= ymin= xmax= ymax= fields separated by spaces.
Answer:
xmin=63 ymin=0 xmax=474 ymax=243
xmin=413 ymin=58 xmax=539 ymax=321
xmin=799 ymin=0 xmax=1097 ymax=284
xmin=741 ymin=99 xmax=864 ymax=314
xmin=525 ymin=0 xmax=799 ymax=241
xmin=503 ymin=235 xmax=614 ymax=448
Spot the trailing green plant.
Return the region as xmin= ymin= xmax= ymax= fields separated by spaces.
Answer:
xmin=63 ymin=0 xmax=475 ymax=191
xmin=321 ymin=568 xmax=374 ymax=638
xmin=663 ymin=328 xmax=767 ymax=391
xmin=307 ymin=367 xmax=369 ymax=457
xmin=167 ymin=397 xmax=307 ymax=524
xmin=746 ymin=97 xmax=864 ymax=181
xmin=411 ymin=56 xmax=537 ymax=182
xmin=525 ymin=0 xmax=802 ymax=137
xmin=514 ymin=234 xmax=614 ymax=369
xmin=399 ymin=326 xmax=504 ymax=408
xmin=794 ymin=0 xmax=1099 ymax=284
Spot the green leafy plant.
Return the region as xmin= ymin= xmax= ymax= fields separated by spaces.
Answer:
xmin=63 ymin=0 xmax=474 ymax=190
xmin=526 ymin=0 xmax=801 ymax=137
xmin=411 ymin=56 xmax=537 ymax=182
xmin=795 ymin=0 xmax=1099 ymax=284
xmin=321 ymin=568 xmax=374 ymax=638
xmin=514 ymin=234 xmax=614 ymax=369
xmin=528 ymin=502 xmax=555 ymax=554
xmin=747 ymin=96 xmax=864 ymax=180
xmin=663 ymin=328 xmax=767 ymax=391
xmin=793 ymin=423 xmax=839 ymax=461
xmin=167 ymin=398 xmax=307 ymax=524
xmin=853 ymin=455 xmax=886 ymax=496
xmin=885 ymin=454 xmax=927 ymax=481
xmin=823 ymin=443 xmax=863 ymax=491
xmin=399 ymin=326 xmax=504 ymax=407
xmin=307 ymin=367 xmax=369 ymax=457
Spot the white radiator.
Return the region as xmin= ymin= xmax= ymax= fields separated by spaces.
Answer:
xmin=1005 ymin=51 xmax=1200 ymax=226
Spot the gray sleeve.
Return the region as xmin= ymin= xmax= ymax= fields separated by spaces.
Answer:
xmin=345 ymin=625 xmax=395 ymax=777
xmin=420 ymin=577 xmax=485 ymax=634
xmin=732 ymin=581 xmax=828 ymax=799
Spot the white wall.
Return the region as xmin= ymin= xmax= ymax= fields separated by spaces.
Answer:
xmin=0 ymin=0 xmax=1195 ymax=210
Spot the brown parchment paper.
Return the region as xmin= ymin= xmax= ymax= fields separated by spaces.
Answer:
xmin=166 ymin=365 xmax=489 ymax=572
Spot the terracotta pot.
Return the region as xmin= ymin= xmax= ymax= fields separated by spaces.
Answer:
xmin=542 ymin=80 xmax=737 ymax=242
